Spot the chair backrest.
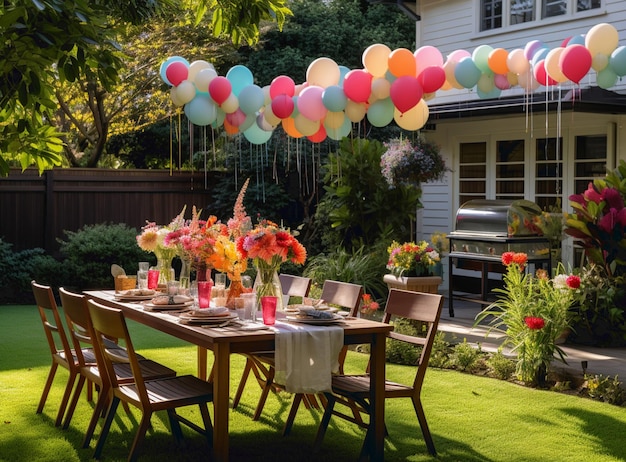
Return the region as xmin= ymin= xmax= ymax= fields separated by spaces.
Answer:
xmin=279 ymin=274 xmax=312 ymax=298
xmin=32 ymin=280 xmax=74 ymax=360
xmin=320 ymin=280 xmax=364 ymax=316
xmin=58 ymin=287 xmax=96 ymax=366
xmin=382 ymin=289 xmax=443 ymax=392
xmin=87 ymin=299 xmax=149 ymax=408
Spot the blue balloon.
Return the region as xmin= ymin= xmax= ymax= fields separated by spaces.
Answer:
xmin=366 ymin=98 xmax=394 ymax=127
xmin=238 ymin=84 xmax=265 ymax=115
xmin=531 ymin=47 xmax=549 ymax=68
xmin=611 ymin=46 xmax=626 ymax=76
xmin=243 ymin=121 xmax=273 ymax=144
xmin=338 ymin=66 xmax=351 ymax=87
xmin=454 ymin=57 xmax=482 ymax=89
xmin=160 ymin=56 xmax=190 ymax=85
xmin=226 ymin=65 xmax=254 ymax=96
xmin=568 ymin=34 xmax=586 ymax=46
xmin=184 ymin=96 xmax=217 ymax=126
xmin=326 ymin=114 xmax=352 ymax=140
xmin=322 ymin=85 xmax=347 ymax=112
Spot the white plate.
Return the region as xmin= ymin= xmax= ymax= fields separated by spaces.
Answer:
xmin=179 ymin=313 xmax=238 ymax=325
xmin=144 ymin=301 xmax=193 ymax=310
xmin=239 ymin=323 xmax=270 ymax=331
xmin=114 ymin=294 xmax=156 ymax=301
xmin=285 ymin=315 xmax=344 ymax=325
xmin=179 ymin=311 xmax=234 ymax=321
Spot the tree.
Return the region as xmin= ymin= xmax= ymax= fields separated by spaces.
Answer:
xmin=0 ymin=0 xmax=292 ymax=176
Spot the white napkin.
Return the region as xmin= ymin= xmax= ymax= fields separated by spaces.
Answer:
xmin=273 ymin=323 xmax=344 ymax=393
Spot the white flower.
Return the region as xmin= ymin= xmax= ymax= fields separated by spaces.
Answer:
xmin=553 ymin=274 xmax=569 ymax=290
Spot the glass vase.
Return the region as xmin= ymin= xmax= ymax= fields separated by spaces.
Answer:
xmin=226 ymin=277 xmax=244 ymax=309
xmin=253 ymin=261 xmax=284 ymax=312
xmin=157 ymin=257 xmax=174 ymax=286
xmin=179 ymin=257 xmax=192 ymax=290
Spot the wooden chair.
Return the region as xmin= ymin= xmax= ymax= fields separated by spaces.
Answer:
xmin=313 ymin=289 xmax=444 ymax=458
xmin=58 ymin=288 xmax=176 ymax=448
xmin=281 ymin=280 xmax=363 ymax=435
xmin=87 ymin=299 xmax=214 ymax=462
xmin=32 ymin=280 xmax=89 ymax=426
xmin=232 ymin=273 xmax=313 ymax=419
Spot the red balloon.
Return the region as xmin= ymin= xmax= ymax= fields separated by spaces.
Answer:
xmin=390 ymin=76 xmax=423 ymax=113
xmin=271 ymin=94 xmax=295 ymax=119
xmin=226 ymin=109 xmax=246 ymax=127
xmin=165 ymin=61 xmax=188 ymax=87
xmin=209 ymin=76 xmax=232 ymax=105
xmin=307 ymin=124 xmax=327 ymax=143
xmin=559 ymin=44 xmax=592 ymax=84
xmin=343 ymin=70 xmax=373 ymax=103
xmin=270 ymin=75 xmax=295 ymax=98
xmin=533 ymin=60 xmax=557 ymax=86
xmin=417 ymin=66 xmax=446 ymax=93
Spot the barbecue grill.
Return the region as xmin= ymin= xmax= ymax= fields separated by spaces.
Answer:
xmin=447 ymin=199 xmax=551 ymax=316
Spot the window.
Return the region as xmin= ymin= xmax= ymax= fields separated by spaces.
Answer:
xmin=496 ymin=140 xmax=525 ymax=200
xmin=535 ymin=138 xmax=563 ymax=209
xmin=574 ymin=135 xmax=607 ymax=193
xmin=459 ymin=142 xmax=487 ymax=205
xmin=480 ymin=0 xmax=601 ymax=31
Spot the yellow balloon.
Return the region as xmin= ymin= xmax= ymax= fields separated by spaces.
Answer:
xmin=507 ymin=48 xmax=529 ymax=74
xmin=294 ymin=113 xmax=320 ymax=136
xmin=362 ymin=44 xmax=391 ymax=78
xmin=188 ymin=60 xmax=213 ymax=83
xmin=586 ymin=23 xmax=619 ymax=57
xmin=306 ymin=57 xmax=340 ymax=88
xmin=544 ymin=47 xmax=568 ymax=83
xmin=394 ymin=99 xmax=429 ymax=131
xmin=344 ymin=100 xmax=367 ymax=122
xmin=324 ymin=111 xmax=345 ymax=129
xmin=176 ymin=80 xmax=196 ymax=104
xmin=221 ymin=93 xmax=239 ymax=113
xmin=371 ymin=77 xmax=391 ymax=99
xmin=263 ymin=105 xmax=281 ymax=127
xmin=443 ymin=61 xmax=463 ymax=90
xmin=170 ymin=87 xmax=184 ymax=107
xmin=507 ymin=72 xmax=519 ymax=87
xmin=592 ymin=53 xmax=609 ymax=72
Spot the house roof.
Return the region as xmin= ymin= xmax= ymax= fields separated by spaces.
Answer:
xmin=427 ymin=87 xmax=626 ymax=121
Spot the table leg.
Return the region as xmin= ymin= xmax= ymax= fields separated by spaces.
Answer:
xmin=197 ymin=347 xmax=208 ymax=381
xmin=366 ymin=331 xmax=386 ymax=461
xmin=212 ymin=343 xmax=231 ymax=462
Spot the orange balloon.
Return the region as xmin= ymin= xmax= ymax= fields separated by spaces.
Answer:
xmin=223 ymin=118 xmax=239 ymax=135
xmin=282 ymin=117 xmax=304 ymax=138
xmin=388 ymin=48 xmax=416 ymax=77
xmin=488 ymin=48 xmax=509 ymax=75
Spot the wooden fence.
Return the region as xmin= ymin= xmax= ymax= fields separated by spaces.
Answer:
xmin=0 ymin=168 xmax=220 ymax=254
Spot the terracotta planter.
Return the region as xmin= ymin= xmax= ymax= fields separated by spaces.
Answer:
xmin=383 ymin=274 xmax=442 ymax=294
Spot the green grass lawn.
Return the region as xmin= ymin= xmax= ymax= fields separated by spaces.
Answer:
xmin=1 ymin=305 xmax=625 ymax=462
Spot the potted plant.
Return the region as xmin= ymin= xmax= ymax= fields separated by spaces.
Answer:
xmin=383 ymin=240 xmax=442 ymax=294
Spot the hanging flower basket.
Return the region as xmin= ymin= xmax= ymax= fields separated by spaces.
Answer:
xmin=380 ymin=137 xmax=447 ymax=190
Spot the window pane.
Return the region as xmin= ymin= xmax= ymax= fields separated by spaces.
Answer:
xmin=496 ymin=139 xmax=524 ymax=200
xmin=543 ymin=0 xmax=566 ymax=18
xmin=577 ymin=0 xmax=601 ymax=12
xmin=535 ymin=138 xmax=562 ymax=209
xmin=481 ymin=0 xmax=503 ymax=31
xmin=574 ymin=135 xmax=607 ymax=194
xmin=511 ymin=0 xmax=535 ymax=25
xmin=460 ymin=142 xmax=487 ymax=203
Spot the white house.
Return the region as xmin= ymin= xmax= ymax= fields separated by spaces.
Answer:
xmin=404 ymin=0 xmax=626 ymax=291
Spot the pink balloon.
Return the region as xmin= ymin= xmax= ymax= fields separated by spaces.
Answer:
xmin=297 ymin=85 xmax=327 ymax=121
xmin=533 ymin=60 xmax=557 ymax=86
xmin=271 ymin=94 xmax=294 ymax=119
xmin=343 ymin=69 xmax=373 ymax=103
xmin=165 ymin=61 xmax=188 ymax=87
xmin=270 ymin=75 xmax=295 ymax=98
xmin=494 ymin=74 xmax=511 ymax=90
xmin=447 ymin=49 xmax=471 ymax=64
xmin=226 ymin=108 xmax=246 ymax=127
xmin=390 ymin=76 xmax=423 ymax=113
xmin=209 ymin=76 xmax=232 ymax=105
xmin=559 ymin=44 xmax=592 ymax=84
xmin=417 ymin=66 xmax=446 ymax=93
xmin=414 ymin=45 xmax=444 ymax=74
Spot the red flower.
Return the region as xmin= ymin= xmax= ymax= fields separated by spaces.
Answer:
xmin=512 ymin=252 xmax=528 ymax=267
xmin=524 ymin=316 xmax=545 ymax=330
xmin=566 ymin=275 xmax=581 ymax=289
xmin=501 ymin=252 xmax=514 ymax=266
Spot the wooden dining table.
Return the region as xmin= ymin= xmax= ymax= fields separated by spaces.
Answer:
xmin=85 ymin=290 xmax=394 ymax=462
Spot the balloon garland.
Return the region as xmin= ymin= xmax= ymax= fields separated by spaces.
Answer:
xmin=160 ymin=22 xmax=624 ymax=144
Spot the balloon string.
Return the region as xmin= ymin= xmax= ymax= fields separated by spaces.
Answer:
xmin=169 ymin=112 xmax=173 ymax=175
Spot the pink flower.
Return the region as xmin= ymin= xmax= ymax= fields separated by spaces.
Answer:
xmin=524 ymin=316 xmax=545 ymax=330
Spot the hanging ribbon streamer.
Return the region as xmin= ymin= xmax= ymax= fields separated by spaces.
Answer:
xmin=169 ymin=112 xmax=173 ymax=175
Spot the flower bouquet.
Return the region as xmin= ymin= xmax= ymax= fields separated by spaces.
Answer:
xmin=136 ymin=221 xmax=179 ymax=284
xmin=237 ymin=219 xmax=307 ymax=311
xmin=386 ymin=240 xmax=441 ymax=277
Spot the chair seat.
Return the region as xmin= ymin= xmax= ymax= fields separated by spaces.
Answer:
xmin=332 ymin=374 xmax=414 ymax=398
xmin=119 ymin=375 xmax=213 ymax=408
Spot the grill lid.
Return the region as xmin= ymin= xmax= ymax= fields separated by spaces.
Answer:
xmin=453 ymin=199 xmax=543 ymax=237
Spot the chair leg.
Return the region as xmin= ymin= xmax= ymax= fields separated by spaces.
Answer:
xmin=128 ymin=411 xmax=152 ymax=462
xmin=62 ymin=374 xmax=86 ymax=429
xmin=282 ymin=393 xmax=304 ymax=436
xmin=55 ymin=371 xmax=78 ymax=427
xmin=166 ymin=409 xmax=185 ymax=446
xmin=83 ymin=387 xmax=109 ymax=448
xmin=413 ymin=397 xmax=436 ymax=456
xmin=199 ymin=403 xmax=213 ymax=447
xmin=252 ymin=367 xmax=275 ymax=421
xmin=37 ymin=362 xmax=58 ymax=414
xmin=313 ymin=393 xmax=335 ymax=452
xmin=232 ymin=358 xmax=254 ymax=409
xmin=93 ymin=396 xmax=120 ymax=459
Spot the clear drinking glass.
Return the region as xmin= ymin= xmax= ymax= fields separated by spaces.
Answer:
xmin=189 ymin=281 xmax=199 ymax=310
xmin=137 ymin=261 xmax=149 ymax=289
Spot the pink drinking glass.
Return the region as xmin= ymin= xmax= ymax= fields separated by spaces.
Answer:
xmin=261 ymin=296 xmax=278 ymax=325
xmin=147 ymin=269 xmax=160 ymax=290
xmin=198 ymin=280 xmax=213 ymax=309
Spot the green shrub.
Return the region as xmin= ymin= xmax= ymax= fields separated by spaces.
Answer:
xmin=429 ymin=331 xmax=452 ymax=369
xmin=0 ymin=239 xmax=66 ymax=304
xmin=486 ymin=348 xmax=516 ymax=380
xmin=450 ymin=339 xmax=483 ymax=373
xmin=58 ymin=223 xmax=151 ymax=290
xmin=385 ymin=317 xmax=428 ymax=365
xmin=584 ymin=374 xmax=626 ymax=405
